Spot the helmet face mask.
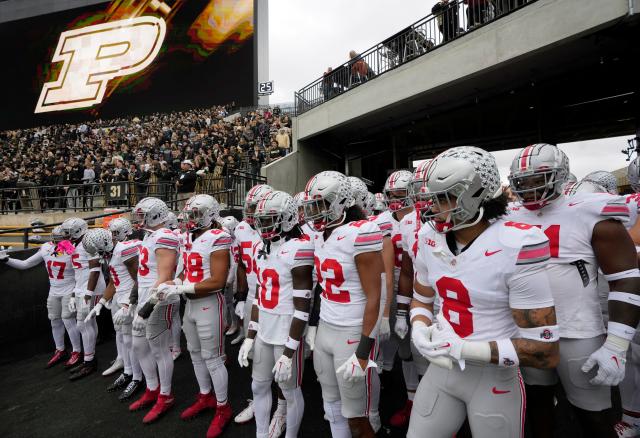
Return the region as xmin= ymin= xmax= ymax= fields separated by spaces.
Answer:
xmin=50 ymin=226 xmax=66 ymax=243
xmin=508 ymin=170 xmax=557 ymax=208
xmin=423 ymin=178 xmax=483 ymax=233
xmin=386 ymin=188 xmax=410 ymax=212
xmin=244 ymin=184 xmax=273 ymax=225
xmin=384 ymin=170 xmax=413 ymax=211
xmin=303 ymin=171 xmax=351 ymax=232
xmin=303 ymin=198 xmax=333 ymax=232
xmin=254 ymin=213 xmax=279 ymax=240
xmin=109 ymin=218 xmax=133 ymax=242
xmin=254 ymin=191 xmax=298 ymax=241
xmin=183 ymin=195 xmax=219 ymax=232
xmin=132 ymin=197 xmax=169 ymax=230
xmin=60 ymin=218 xmax=88 ymax=242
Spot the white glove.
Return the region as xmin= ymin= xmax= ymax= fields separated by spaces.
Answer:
xmin=305 ymin=326 xmax=317 ymax=351
xmin=156 ymin=283 xmax=181 ymax=301
xmin=272 ymin=355 xmax=293 ymax=383
xmin=379 ymin=317 xmax=391 ymax=343
xmin=238 ymin=338 xmax=254 ymax=368
xmin=113 ymin=305 xmax=131 ymax=326
xmin=84 ymin=298 xmax=106 ymax=322
xmin=68 ymin=296 xmax=77 ymax=313
xmin=411 ymin=321 xmax=454 ymax=370
xmin=581 ymin=335 xmax=628 ymax=386
xmin=235 ymin=301 xmax=245 ymax=319
xmin=132 ymin=315 xmax=147 ymax=333
xmin=394 ymin=310 xmax=409 ymax=339
xmin=336 ymin=352 xmax=377 ymax=383
xmin=80 ymin=295 xmax=92 ymax=312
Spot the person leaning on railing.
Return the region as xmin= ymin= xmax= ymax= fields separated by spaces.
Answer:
xmin=432 ymin=0 xmax=460 ymax=43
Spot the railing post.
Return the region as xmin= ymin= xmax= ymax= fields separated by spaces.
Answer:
xmin=23 ymin=229 xmax=28 ymax=249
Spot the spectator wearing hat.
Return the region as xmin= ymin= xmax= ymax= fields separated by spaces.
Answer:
xmin=177 ymin=159 xmax=197 ymax=209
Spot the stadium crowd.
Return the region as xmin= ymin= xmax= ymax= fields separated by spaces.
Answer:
xmin=0 ymin=104 xmax=292 ymax=211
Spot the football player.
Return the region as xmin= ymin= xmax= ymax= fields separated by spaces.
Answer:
xmin=238 ymin=190 xmax=314 ymax=438
xmin=128 ymin=197 xmax=180 ymax=424
xmin=157 ymin=195 xmax=233 ymax=437
xmin=165 ymin=211 xmax=183 ymax=361
xmin=508 ymin=144 xmax=640 ymax=438
xmin=60 ymin=217 xmax=106 ymax=380
xmin=1 ymin=226 xmax=82 ymax=368
xmin=220 ymin=215 xmax=240 ymax=337
xmin=302 ymin=170 xmax=384 ymax=438
xmin=408 ymin=146 xmax=560 ymax=438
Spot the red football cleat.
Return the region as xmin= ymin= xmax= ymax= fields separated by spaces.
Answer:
xmin=207 ymin=403 xmax=232 ymax=438
xmin=64 ymin=352 xmax=82 ymax=368
xmin=46 ymin=349 xmax=67 ymax=368
xmin=389 ymin=399 xmax=413 ymax=428
xmin=129 ymin=388 xmax=159 ymax=412
xmin=180 ymin=392 xmax=217 ymax=420
xmin=143 ymin=393 xmax=175 ymax=424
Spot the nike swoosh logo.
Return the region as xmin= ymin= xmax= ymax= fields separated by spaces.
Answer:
xmin=346 ymin=339 xmax=359 ymax=345
xmin=612 ymin=356 xmax=619 ymax=368
xmin=337 ymin=236 xmax=346 ymax=241
xmin=568 ymin=202 xmax=583 ymax=207
xmin=281 ymin=251 xmax=289 ymax=254
xmin=492 ymin=387 xmax=510 ymax=395
xmin=485 ymin=250 xmax=502 ymax=257
xmin=439 ymin=342 xmax=451 ymax=349
xmin=437 ymin=173 xmax=452 ymax=181
xmin=202 ymin=307 xmax=211 ymax=311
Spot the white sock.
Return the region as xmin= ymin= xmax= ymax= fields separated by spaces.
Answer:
xmin=133 ymin=335 xmax=158 ymax=390
xmin=81 ymin=318 xmax=98 ymax=361
xmin=323 ymin=400 xmax=350 ymax=438
xmin=121 ymin=333 xmax=133 ymax=375
xmin=281 ymin=387 xmax=304 ymax=438
xmin=252 ymin=379 xmax=272 ymax=436
xmin=190 ymin=351 xmax=212 ymax=394
xmin=50 ymin=319 xmax=65 ymax=351
xmin=63 ymin=318 xmax=82 ymax=352
xmin=205 ymin=356 xmax=229 ymax=404
xmin=149 ymin=331 xmax=174 ymax=395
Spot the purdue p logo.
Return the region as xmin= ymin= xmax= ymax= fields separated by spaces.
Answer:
xmin=35 ymin=16 xmax=166 ymax=113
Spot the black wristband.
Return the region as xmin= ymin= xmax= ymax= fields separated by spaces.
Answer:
xmin=137 ymin=302 xmax=155 ymax=319
xmin=355 ymin=334 xmax=375 ymax=361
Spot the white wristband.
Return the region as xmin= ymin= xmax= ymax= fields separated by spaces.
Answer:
xmin=460 ymin=341 xmax=491 ymax=363
xmin=98 ymin=298 xmax=107 ymax=306
xmin=180 ymin=283 xmax=196 ymax=295
xmin=248 ymin=321 xmax=259 ymax=332
xmin=293 ymin=289 xmax=312 ymax=299
xmin=608 ymin=321 xmax=637 ymax=341
xmin=293 ymin=310 xmax=309 ymax=321
xmin=413 ymin=291 xmax=435 ymax=304
xmin=496 ymin=338 xmax=519 ymax=368
xmin=608 ymin=291 xmax=640 ymax=307
xmin=285 ymin=337 xmax=300 ymax=351
xmin=396 ymin=295 xmax=412 ymax=305
xmin=603 ymin=268 xmax=640 ymax=282
xmin=173 ymin=278 xmax=183 ymax=286
xmin=519 ymin=325 xmax=560 ymax=343
xmin=410 ymin=307 xmax=433 ymax=323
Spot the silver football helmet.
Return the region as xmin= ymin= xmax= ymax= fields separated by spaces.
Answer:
xmin=421 ymin=146 xmax=502 ymax=233
xmin=508 ymin=144 xmax=569 ymax=210
xmin=254 ymin=191 xmax=298 ymax=241
xmin=410 ymin=159 xmax=438 ymax=220
xmin=628 ymin=157 xmax=640 ymax=193
xmin=132 ymin=197 xmax=170 ymax=229
xmin=109 ymin=217 xmax=133 ymax=242
xmin=220 ymin=216 xmax=240 ymax=237
xmin=293 ymin=192 xmax=305 ymax=224
xmin=373 ymin=192 xmax=387 ymax=213
xmin=243 ymin=184 xmax=273 ymax=224
xmin=384 ymin=170 xmax=413 ymax=211
xmin=567 ymin=173 xmax=578 ymax=184
xmin=183 ymin=194 xmax=221 ymax=231
xmin=165 ymin=212 xmax=179 ymax=230
xmin=364 ymin=192 xmax=376 ymax=216
xmin=564 ymin=179 xmax=607 ymax=196
xmin=583 ymin=170 xmax=618 ymax=195
xmin=60 ymin=217 xmax=88 ymax=241
xmin=82 ymin=228 xmax=114 ymax=256
xmin=302 ymin=170 xmax=352 ymax=231
xmin=347 ymin=176 xmax=368 ymax=209
xmin=50 ymin=225 xmax=66 ymax=243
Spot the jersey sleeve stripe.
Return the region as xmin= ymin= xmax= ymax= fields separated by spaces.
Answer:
xmin=121 ymin=247 xmax=139 ymax=257
xmin=601 ymin=204 xmax=630 ymax=217
xmin=355 ymin=233 xmax=383 ymax=246
xmin=214 ymin=237 xmax=234 ymax=246
xmin=157 ymin=238 xmax=179 ymax=247
xmin=294 ymin=250 xmax=314 ymax=259
xmin=516 ymin=242 xmax=551 ymax=265
xmin=378 ymin=222 xmax=392 ymax=230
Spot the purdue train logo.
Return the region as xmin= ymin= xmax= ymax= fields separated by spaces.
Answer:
xmin=35 ymin=16 xmax=166 ymax=113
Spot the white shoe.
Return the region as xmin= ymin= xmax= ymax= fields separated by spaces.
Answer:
xmin=231 ymin=332 xmax=245 ymax=345
xmin=225 ymin=322 xmax=238 ymax=336
xmin=102 ymin=358 xmax=124 ymax=376
xmin=234 ymin=399 xmax=254 ymax=424
xmin=171 ymin=350 xmax=182 ymax=361
xmin=268 ymin=412 xmax=286 ymax=438
xmin=616 ymin=421 xmax=640 ymax=438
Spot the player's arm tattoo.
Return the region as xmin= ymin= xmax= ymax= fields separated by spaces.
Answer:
xmin=283 ymin=265 xmax=313 ymax=358
xmin=493 ymin=306 xmax=559 ymax=368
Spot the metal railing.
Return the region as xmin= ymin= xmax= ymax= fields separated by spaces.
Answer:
xmin=0 ymin=171 xmax=266 ymax=214
xmin=294 ymin=0 xmax=537 ymax=115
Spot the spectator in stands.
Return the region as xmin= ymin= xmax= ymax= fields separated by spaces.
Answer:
xmin=432 ymin=0 xmax=460 ymax=42
xmin=322 ymin=67 xmax=335 ymax=101
xmin=249 ymin=144 xmax=264 ymax=178
xmin=349 ymin=50 xmax=373 ymax=86
xmin=81 ymin=161 xmax=96 ymax=210
xmin=176 ymin=159 xmax=197 ymax=208
xmin=276 ymin=128 xmax=291 ymax=155
xmin=464 ymin=0 xmax=493 ymax=28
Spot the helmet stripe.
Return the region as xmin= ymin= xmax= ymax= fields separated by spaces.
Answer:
xmin=520 ymin=145 xmax=534 ymax=171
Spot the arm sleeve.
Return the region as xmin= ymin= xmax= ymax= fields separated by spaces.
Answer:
xmin=6 ymin=250 xmax=44 ymax=270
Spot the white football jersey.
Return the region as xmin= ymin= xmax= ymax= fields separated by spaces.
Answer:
xmin=415 ymin=219 xmax=554 ymax=342
xmin=235 ymin=221 xmax=262 ymax=298
xmin=507 ymin=192 xmax=630 ymax=338
xmin=226 ymin=236 xmax=238 ymax=288
xmin=109 ymin=240 xmax=140 ymax=303
xmin=138 ymin=228 xmax=179 ymax=302
xmin=72 ymin=241 xmax=106 ymax=295
xmin=181 ymin=229 xmax=233 ymax=286
xmin=254 ymin=237 xmax=315 ymax=344
xmin=399 ymin=209 xmax=423 ymax=264
xmin=371 ymin=209 xmax=406 ymax=287
xmin=314 ymin=220 xmax=384 ymax=327
xmin=41 ymin=242 xmax=76 ymax=295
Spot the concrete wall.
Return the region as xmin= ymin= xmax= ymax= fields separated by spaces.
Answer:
xmin=295 ymin=0 xmax=630 ymax=141
xmin=0 ymin=210 xmax=122 ymax=228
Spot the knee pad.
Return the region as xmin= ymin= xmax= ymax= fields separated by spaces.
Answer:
xmin=323 ymin=400 xmax=343 ymax=423
xmin=251 ymin=378 xmax=271 ymax=396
